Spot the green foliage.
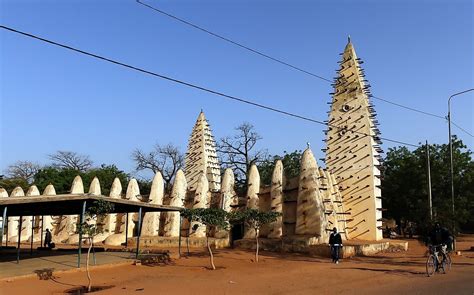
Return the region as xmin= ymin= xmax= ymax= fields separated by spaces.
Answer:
xmin=76 ymin=200 xmax=115 ymax=237
xmin=382 ymin=136 xmax=473 ymax=233
xmin=181 ymin=208 xmax=229 ymax=270
xmin=33 ymin=164 xmax=129 ymax=195
xmin=87 ymin=199 xmax=115 ymax=217
xmin=83 ymin=165 xmax=130 ymax=196
xmin=181 ymin=208 xmax=229 ymax=232
xmin=34 ymin=167 xmax=82 ymax=194
xmin=0 ymin=178 xmax=29 ymax=194
xmin=230 ymin=209 xmax=281 ymax=263
xmin=230 ymin=209 xmax=281 ymax=231
xmin=258 ymin=150 xmax=302 ymax=186
xmin=137 ymin=179 xmax=152 ymax=197
xmin=76 ymin=199 xmax=114 ymax=291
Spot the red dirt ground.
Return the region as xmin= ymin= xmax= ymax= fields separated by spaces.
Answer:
xmin=1 ymin=235 xmax=473 ymax=295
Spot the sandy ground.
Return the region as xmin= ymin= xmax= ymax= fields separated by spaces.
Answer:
xmin=1 ymin=235 xmax=473 ymax=295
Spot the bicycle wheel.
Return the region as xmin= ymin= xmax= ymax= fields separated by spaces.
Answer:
xmin=426 ymin=255 xmax=436 ymax=277
xmin=439 ymin=255 xmax=447 ymax=274
xmin=445 ymin=253 xmax=452 ymax=271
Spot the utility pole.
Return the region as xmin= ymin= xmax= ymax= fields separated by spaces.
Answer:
xmin=447 ymin=88 xmax=473 ymax=252
xmin=426 ymin=140 xmax=432 ymax=221
xmin=447 ymin=88 xmax=474 ymax=232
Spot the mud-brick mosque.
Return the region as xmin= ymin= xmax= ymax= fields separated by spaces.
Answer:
xmin=1 ymin=39 xmax=387 ymax=251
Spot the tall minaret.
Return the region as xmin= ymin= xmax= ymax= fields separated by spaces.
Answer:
xmin=184 ymin=111 xmax=221 ymax=192
xmin=325 ymin=38 xmax=383 ymax=241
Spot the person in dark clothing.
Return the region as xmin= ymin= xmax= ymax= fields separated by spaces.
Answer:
xmin=429 ymin=223 xmax=451 ymax=247
xmin=428 ymin=223 xmax=453 ymax=271
xmin=329 ymin=227 xmax=343 ymax=264
xmin=44 ymin=228 xmax=52 ymax=248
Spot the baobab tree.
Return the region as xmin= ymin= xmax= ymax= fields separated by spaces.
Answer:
xmin=217 ymin=123 xmax=267 ymax=190
xmin=132 ymin=143 xmax=184 ymax=192
xmin=48 ymin=151 xmax=93 ymax=171
xmin=5 ymin=160 xmax=41 ymax=183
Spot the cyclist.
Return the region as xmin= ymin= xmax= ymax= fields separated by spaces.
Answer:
xmin=428 ymin=223 xmax=451 ymax=271
xmin=429 ymin=223 xmax=451 ymax=247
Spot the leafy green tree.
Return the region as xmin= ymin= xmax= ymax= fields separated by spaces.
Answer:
xmin=34 ymin=167 xmax=79 ymax=194
xmin=33 ymin=165 xmax=129 ymax=195
xmin=0 ymin=177 xmax=29 ymax=194
xmin=136 ymin=179 xmax=152 ymax=197
xmin=83 ymin=165 xmax=130 ymax=196
xmin=382 ymin=136 xmax=473 ymax=234
xmin=230 ymin=209 xmax=281 ymax=262
xmin=76 ymin=200 xmax=114 ymax=292
xmin=181 ymin=208 xmax=228 ymax=270
xmin=258 ymin=150 xmax=303 ymax=186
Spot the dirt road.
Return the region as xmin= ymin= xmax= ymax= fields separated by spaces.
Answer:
xmin=1 ymin=236 xmax=473 ymax=295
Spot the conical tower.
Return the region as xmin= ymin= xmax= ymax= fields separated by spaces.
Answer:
xmin=325 ymin=38 xmax=383 ymax=241
xmin=184 ymin=111 xmax=221 ymax=192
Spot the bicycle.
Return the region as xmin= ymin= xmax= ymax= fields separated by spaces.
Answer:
xmin=445 ymin=248 xmax=452 ymax=271
xmin=440 ymin=244 xmax=452 ymax=271
xmin=426 ymin=244 xmax=450 ymax=277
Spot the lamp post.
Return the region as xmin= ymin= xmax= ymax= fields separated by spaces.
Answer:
xmin=447 ymin=88 xmax=474 ymax=233
xmin=426 ymin=140 xmax=432 ymax=221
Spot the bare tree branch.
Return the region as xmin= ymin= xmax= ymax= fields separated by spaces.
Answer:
xmin=48 ymin=151 xmax=93 ymax=171
xmin=5 ymin=161 xmax=41 ymax=183
xmin=217 ymin=122 xmax=267 ymax=188
xmin=131 ymin=143 xmax=184 ymax=192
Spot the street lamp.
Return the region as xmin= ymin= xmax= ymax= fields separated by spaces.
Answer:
xmin=447 ymin=88 xmax=474 ymax=232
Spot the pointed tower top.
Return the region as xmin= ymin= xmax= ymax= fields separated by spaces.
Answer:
xmin=344 ymin=36 xmax=356 ymax=55
xmin=197 ymin=110 xmax=206 ymax=121
xmin=185 ymin=110 xmax=221 ymax=192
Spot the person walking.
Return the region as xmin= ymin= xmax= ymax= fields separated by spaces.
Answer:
xmin=44 ymin=228 xmax=53 ymax=249
xmin=329 ymin=227 xmax=342 ymax=264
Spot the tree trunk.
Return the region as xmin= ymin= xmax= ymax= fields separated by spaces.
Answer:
xmin=86 ymin=237 xmax=92 ymax=292
xmin=206 ymin=236 xmax=215 ymax=270
xmin=186 ymin=236 xmax=190 ymax=256
xmin=255 ymin=230 xmax=259 ymax=262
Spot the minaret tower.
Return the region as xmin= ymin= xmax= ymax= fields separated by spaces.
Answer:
xmin=325 ymin=38 xmax=383 ymax=241
xmin=184 ymin=111 xmax=221 ymax=192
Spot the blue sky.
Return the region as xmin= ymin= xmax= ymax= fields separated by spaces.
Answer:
xmin=1 ymin=0 xmax=473 ymax=178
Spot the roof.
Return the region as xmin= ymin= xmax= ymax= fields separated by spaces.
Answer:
xmin=0 ymin=194 xmax=182 ymax=216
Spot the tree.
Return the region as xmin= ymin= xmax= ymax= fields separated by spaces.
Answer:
xmin=34 ymin=167 xmax=79 ymax=194
xmin=48 ymin=151 xmax=93 ymax=171
xmin=382 ymin=136 xmax=473 ymax=234
xmin=217 ymin=123 xmax=267 ymax=190
xmin=34 ymin=165 xmax=129 ymax=195
xmin=82 ymin=165 xmax=130 ymax=196
xmin=258 ymin=150 xmax=303 ymax=186
xmin=5 ymin=160 xmax=41 ymax=183
xmin=230 ymin=209 xmax=281 ymax=262
xmin=132 ymin=143 xmax=184 ymax=192
xmin=76 ymin=200 xmax=114 ymax=292
xmin=0 ymin=177 xmax=29 ymax=193
xmin=136 ymin=178 xmax=152 ymax=197
xmin=181 ymin=208 xmax=228 ymax=270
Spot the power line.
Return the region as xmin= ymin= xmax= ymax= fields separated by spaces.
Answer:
xmin=136 ymin=0 xmax=473 ymax=137
xmin=451 ymin=121 xmax=474 ymax=138
xmin=0 ymin=25 xmax=421 ymax=148
xmin=370 ymin=95 xmax=444 ymax=119
xmin=136 ymin=0 xmax=332 ymax=83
